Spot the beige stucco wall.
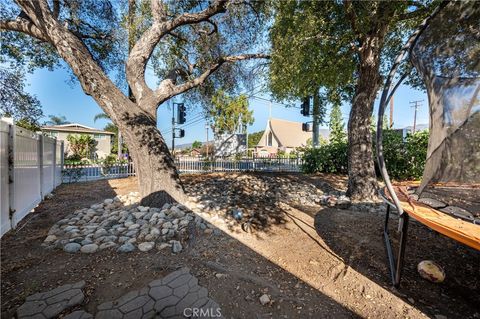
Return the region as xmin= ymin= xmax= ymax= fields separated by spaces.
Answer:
xmin=50 ymin=131 xmax=112 ymax=159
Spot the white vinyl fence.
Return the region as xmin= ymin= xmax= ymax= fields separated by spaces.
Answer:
xmin=62 ymin=162 xmax=135 ymax=183
xmin=0 ymin=119 xmax=64 ymax=237
xmin=61 ymin=156 xmax=303 ymax=183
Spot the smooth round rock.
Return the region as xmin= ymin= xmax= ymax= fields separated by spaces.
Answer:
xmin=80 ymin=244 xmax=99 ymax=254
xmin=138 ymin=242 xmax=155 ymax=252
xmin=64 ymin=243 xmax=81 ymax=253
xmin=117 ymin=242 xmax=135 ymax=253
xmin=417 ymin=260 xmax=445 ymax=283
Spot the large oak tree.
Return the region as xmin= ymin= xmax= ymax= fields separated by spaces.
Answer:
xmin=269 ymin=1 xmax=434 ymax=201
xmin=1 ymin=0 xmax=268 ymax=205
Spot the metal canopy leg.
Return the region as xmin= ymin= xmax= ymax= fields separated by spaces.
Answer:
xmin=383 ymin=204 xmax=410 ymax=288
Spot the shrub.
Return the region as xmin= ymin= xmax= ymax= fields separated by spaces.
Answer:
xmin=301 ymin=130 xmax=429 ymax=180
xmin=301 ymin=141 xmax=348 ymax=174
xmin=67 ymin=134 xmax=96 ymax=158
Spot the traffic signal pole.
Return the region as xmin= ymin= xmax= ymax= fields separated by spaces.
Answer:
xmin=312 ymin=91 xmax=320 ymax=148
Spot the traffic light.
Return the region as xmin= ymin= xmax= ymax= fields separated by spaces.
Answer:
xmin=178 ymin=129 xmax=185 ymax=138
xmin=177 ymin=103 xmax=186 ymax=124
xmin=301 ymin=97 xmax=310 ymax=116
xmin=302 ymin=122 xmax=310 ymax=132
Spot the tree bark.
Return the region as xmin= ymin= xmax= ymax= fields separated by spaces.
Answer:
xmin=119 ymin=111 xmax=187 ymax=206
xmin=346 ymin=36 xmax=382 ymax=201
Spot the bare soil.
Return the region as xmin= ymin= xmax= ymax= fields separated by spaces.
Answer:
xmin=1 ymin=174 xmax=479 ymax=318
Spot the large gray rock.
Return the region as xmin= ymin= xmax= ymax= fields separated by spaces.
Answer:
xmin=80 ymin=244 xmax=98 ymax=254
xmin=118 ymin=242 xmax=136 ymax=253
xmin=64 ymin=243 xmax=81 ymax=253
xmin=138 ymin=242 xmax=155 ymax=252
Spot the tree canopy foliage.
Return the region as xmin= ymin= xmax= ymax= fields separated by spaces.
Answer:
xmin=209 ymin=89 xmax=253 ymax=135
xmin=269 ymin=1 xmax=430 ymax=104
xmin=0 ymin=67 xmax=43 ymax=127
xmin=248 ymin=130 xmax=264 ymax=149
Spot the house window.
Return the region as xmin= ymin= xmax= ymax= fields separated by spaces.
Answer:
xmin=48 ymin=131 xmax=58 ymax=137
xmin=267 ymin=132 xmax=273 ymax=146
xmin=94 ymin=134 xmax=104 ymax=139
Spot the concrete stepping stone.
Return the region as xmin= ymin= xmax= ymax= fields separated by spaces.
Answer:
xmin=63 ymin=310 xmax=93 ymax=319
xmin=17 ymin=281 xmax=85 ymax=319
xmin=96 ymin=267 xmax=222 ymax=318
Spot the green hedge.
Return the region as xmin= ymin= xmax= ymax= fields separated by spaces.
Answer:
xmin=301 ymin=130 xmax=429 ymax=181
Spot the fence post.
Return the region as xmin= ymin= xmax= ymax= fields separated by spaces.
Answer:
xmin=38 ymin=134 xmax=44 ymax=198
xmin=7 ymin=122 xmax=15 ymax=228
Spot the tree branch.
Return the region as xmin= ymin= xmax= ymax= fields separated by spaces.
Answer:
xmin=52 ymin=0 xmax=60 ymax=18
xmin=148 ymin=53 xmax=269 ymax=111
xmin=126 ymin=0 xmax=228 ymax=109
xmin=397 ymin=7 xmax=429 ymax=21
xmin=0 ymin=18 xmax=50 ymax=42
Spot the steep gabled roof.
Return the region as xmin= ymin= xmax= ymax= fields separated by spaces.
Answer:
xmin=263 ymin=118 xmax=329 ymax=148
xmin=41 ymin=123 xmax=114 ymax=135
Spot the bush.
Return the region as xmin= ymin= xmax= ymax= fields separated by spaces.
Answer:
xmin=301 ymin=130 xmax=429 ymax=180
xmin=301 ymin=141 xmax=348 ymax=174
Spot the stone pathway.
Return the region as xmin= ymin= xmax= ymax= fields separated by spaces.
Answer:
xmin=16 ymin=281 xmax=85 ymax=319
xmin=17 ymin=268 xmax=222 ymax=319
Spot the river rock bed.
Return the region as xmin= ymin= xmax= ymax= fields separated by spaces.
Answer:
xmin=182 ymin=173 xmax=386 ymax=231
xmin=43 ymin=192 xmax=214 ymax=254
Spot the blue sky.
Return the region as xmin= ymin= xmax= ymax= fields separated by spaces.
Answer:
xmin=25 ymin=64 xmax=428 ymax=144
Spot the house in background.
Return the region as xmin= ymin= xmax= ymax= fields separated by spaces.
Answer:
xmin=393 ymin=123 xmax=428 ymax=139
xmin=255 ymin=118 xmax=329 ymax=156
xmin=41 ymin=123 xmax=114 ymax=159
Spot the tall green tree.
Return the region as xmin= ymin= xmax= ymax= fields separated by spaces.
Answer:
xmin=1 ymin=0 xmax=269 ymax=205
xmin=45 ymin=114 xmax=70 ymax=125
xmin=247 ymin=130 xmax=264 ymax=148
xmin=0 ymin=67 xmax=43 ymax=127
xmin=191 ymin=140 xmax=202 ymax=149
xmin=329 ymin=104 xmax=346 ymax=144
xmin=269 ymin=1 xmax=434 ymax=200
xmin=209 ymin=90 xmax=253 ymax=135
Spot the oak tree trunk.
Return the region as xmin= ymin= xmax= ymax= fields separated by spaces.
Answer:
xmin=346 ymin=37 xmax=382 ymax=201
xmin=117 ymin=110 xmax=187 ymax=207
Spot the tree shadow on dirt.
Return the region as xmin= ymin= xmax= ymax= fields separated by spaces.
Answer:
xmin=314 ymin=205 xmax=480 ymax=319
xmin=183 ymin=172 xmax=345 ymax=237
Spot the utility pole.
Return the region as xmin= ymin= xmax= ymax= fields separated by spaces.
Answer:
xmin=205 ymin=123 xmax=209 ymax=158
xmin=409 ymin=100 xmax=423 ymax=133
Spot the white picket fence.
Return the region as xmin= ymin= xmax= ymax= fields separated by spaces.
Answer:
xmin=0 ymin=119 xmax=64 ymax=237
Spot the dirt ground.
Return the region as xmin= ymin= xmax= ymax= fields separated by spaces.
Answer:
xmin=1 ymin=174 xmax=479 ymax=318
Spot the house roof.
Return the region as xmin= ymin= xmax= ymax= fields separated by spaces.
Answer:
xmin=41 ymin=123 xmax=115 ymax=135
xmin=260 ymin=118 xmax=329 ymax=148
